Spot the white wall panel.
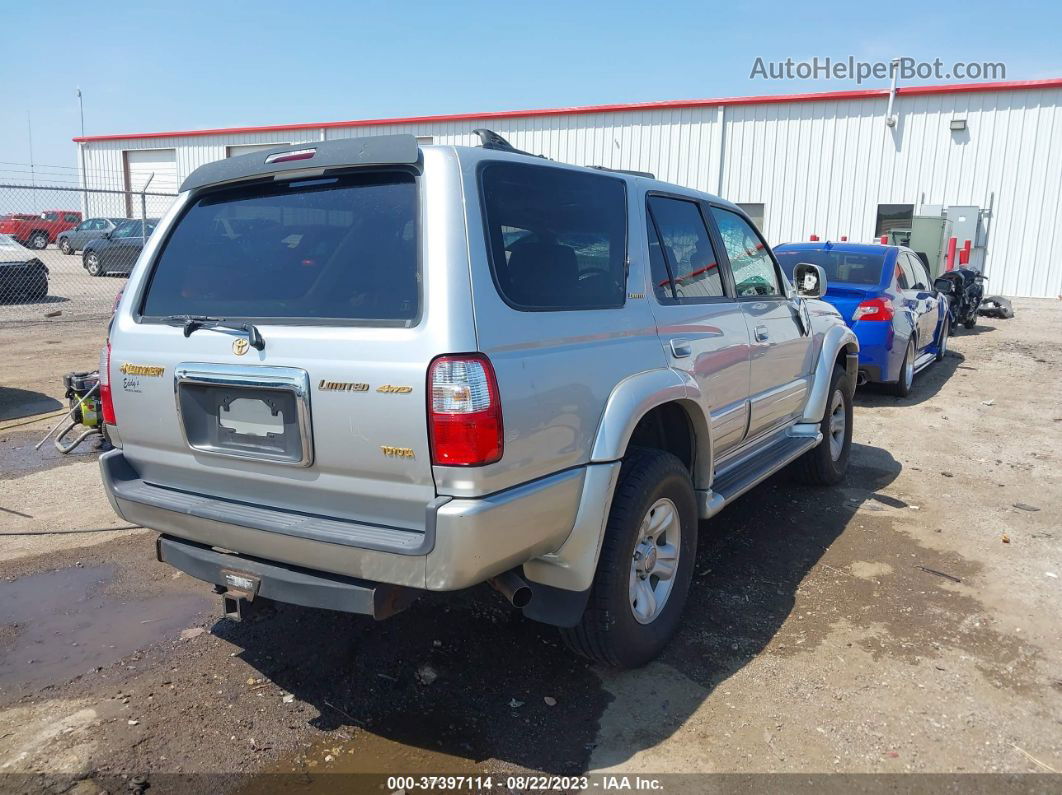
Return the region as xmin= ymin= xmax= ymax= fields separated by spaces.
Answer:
xmin=79 ymin=86 xmax=1062 ymax=296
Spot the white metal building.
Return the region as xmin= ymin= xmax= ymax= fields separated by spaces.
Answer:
xmin=75 ymin=78 xmax=1062 ymax=297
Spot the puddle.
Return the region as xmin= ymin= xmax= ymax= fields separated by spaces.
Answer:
xmin=0 ymin=429 xmax=103 ymax=482
xmin=248 ymin=729 xmax=479 ymax=794
xmin=0 ymin=564 xmax=210 ymax=696
xmin=279 ymin=729 xmax=476 ymax=774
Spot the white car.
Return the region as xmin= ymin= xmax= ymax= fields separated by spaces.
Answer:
xmin=0 ymin=233 xmax=48 ymax=301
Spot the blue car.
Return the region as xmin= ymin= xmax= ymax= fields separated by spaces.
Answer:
xmin=775 ymin=242 xmax=949 ymax=396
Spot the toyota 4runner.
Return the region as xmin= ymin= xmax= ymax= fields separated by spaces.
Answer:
xmin=99 ymin=133 xmax=857 ymax=667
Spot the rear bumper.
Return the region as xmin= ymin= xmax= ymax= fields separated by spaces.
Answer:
xmin=100 ymin=449 xmax=586 ymax=591
xmin=853 ymin=323 xmax=896 ymax=383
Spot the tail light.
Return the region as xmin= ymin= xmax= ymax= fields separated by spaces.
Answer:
xmin=852 ymin=298 xmax=894 ymax=322
xmin=428 ymin=354 xmax=503 ymax=466
xmin=99 ymin=341 xmax=116 ymax=425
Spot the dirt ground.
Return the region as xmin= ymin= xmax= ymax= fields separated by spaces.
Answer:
xmin=0 ymin=301 xmax=1059 ymax=789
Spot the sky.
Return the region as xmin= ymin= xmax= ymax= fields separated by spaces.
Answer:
xmin=1 ymin=0 xmax=1060 ymax=180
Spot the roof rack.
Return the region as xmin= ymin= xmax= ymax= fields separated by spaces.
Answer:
xmin=472 ymin=129 xmax=545 ymax=159
xmin=589 ymin=166 xmax=655 ymax=179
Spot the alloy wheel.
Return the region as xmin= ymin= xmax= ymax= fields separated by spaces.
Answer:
xmin=629 ymin=497 xmax=681 ymax=625
xmin=828 ymin=388 xmax=846 ymax=461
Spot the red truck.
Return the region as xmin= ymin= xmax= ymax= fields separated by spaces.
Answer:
xmin=0 ymin=210 xmax=82 ymax=249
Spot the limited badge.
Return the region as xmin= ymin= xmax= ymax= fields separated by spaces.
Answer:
xmin=232 ymin=338 xmax=250 ymax=356
xmin=319 ymin=380 xmax=369 ymax=392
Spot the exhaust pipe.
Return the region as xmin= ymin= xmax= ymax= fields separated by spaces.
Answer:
xmin=856 ymin=371 xmax=869 ymax=387
xmin=488 ymin=570 xmax=532 ymax=608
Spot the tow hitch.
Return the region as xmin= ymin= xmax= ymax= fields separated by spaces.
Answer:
xmin=215 ymin=570 xmax=261 ymax=622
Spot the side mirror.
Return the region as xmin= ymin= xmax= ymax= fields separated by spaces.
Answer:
xmin=793 ymin=262 xmax=828 ymax=298
xmin=102 ymin=231 xmax=112 ymax=239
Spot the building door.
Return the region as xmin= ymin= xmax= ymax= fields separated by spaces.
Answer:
xmin=123 ymin=149 xmax=177 ymax=216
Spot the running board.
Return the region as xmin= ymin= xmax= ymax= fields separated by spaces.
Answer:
xmin=913 ymin=352 xmax=936 ymax=375
xmin=696 ymin=428 xmax=821 ymax=519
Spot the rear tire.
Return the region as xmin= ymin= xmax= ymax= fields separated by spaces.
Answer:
xmin=560 ymin=448 xmax=697 ymax=668
xmin=891 ymin=339 xmax=915 ymax=397
xmin=935 ymin=316 xmax=949 ymax=361
xmin=28 ymin=231 xmax=49 ymax=250
xmin=84 ymin=251 xmax=105 ymax=276
xmin=963 ymin=314 xmax=976 ymax=330
xmin=793 ymin=365 xmax=852 ymax=486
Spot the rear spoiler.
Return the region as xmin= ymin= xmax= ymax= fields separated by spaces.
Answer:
xmin=180 ymin=134 xmax=422 ymax=193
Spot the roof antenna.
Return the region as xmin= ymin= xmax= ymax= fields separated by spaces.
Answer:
xmin=472 ymin=129 xmax=544 ymax=158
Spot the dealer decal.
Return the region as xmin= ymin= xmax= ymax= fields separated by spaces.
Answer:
xmin=119 ymin=363 xmax=165 ymax=377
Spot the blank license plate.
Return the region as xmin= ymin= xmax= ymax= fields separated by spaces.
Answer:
xmin=218 ymin=398 xmax=284 ymax=437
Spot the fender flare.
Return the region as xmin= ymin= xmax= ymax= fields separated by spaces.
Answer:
xmin=523 ymin=368 xmax=713 ymax=597
xmin=589 ymin=367 xmax=712 ymax=485
xmin=802 ymin=323 xmax=859 ymax=423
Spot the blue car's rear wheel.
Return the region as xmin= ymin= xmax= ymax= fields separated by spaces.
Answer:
xmin=936 ymin=316 xmax=949 ymax=361
xmin=891 ymin=339 xmax=915 ymax=397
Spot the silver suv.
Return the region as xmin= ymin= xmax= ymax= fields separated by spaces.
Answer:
xmin=99 ymin=133 xmax=857 ymax=668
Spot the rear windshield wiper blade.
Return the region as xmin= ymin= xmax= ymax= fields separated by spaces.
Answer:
xmin=162 ymin=314 xmax=265 ymax=350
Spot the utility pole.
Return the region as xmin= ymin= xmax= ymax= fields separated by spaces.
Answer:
xmin=78 ymin=87 xmax=88 ymax=215
xmin=26 ymin=112 xmax=35 ymax=187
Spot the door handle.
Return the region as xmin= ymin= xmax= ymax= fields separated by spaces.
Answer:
xmin=754 ymin=325 xmax=769 ymax=342
xmin=669 ymin=338 xmax=692 ymax=358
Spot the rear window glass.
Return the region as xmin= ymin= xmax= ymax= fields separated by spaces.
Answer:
xmin=775 ymin=249 xmax=885 ymax=286
xmin=140 ymin=173 xmax=418 ymax=324
xmin=480 ymin=162 xmax=627 ymax=311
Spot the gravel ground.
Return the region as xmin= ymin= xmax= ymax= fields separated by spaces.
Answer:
xmin=0 ymin=300 xmax=1059 ymax=788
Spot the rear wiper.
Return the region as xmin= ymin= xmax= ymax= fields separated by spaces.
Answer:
xmin=162 ymin=314 xmax=265 ymax=350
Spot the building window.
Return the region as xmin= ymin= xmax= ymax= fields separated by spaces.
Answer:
xmin=737 ymin=203 xmax=765 ymax=230
xmin=875 ymin=204 xmax=914 ymax=238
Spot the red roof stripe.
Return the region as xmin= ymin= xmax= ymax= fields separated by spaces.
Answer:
xmin=72 ymin=78 xmax=1062 ymax=143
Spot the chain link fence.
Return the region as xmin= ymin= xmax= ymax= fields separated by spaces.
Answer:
xmin=0 ymin=183 xmax=177 ymax=324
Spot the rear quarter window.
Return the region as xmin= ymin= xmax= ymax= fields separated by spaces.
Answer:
xmin=139 ymin=172 xmax=419 ymax=325
xmin=479 ymin=162 xmax=627 ymax=311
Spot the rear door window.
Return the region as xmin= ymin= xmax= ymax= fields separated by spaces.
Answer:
xmin=646 ymin=196 xmax=726 ymax=302
xmin=896 ymin=254 xmax=916 ymax=290
xmin=140 ymin=172 xmax=419 ymax=325
xmin=906 ymin=253 xmax=931 ymax=290
xmin=480 ymin=162 xmax=627 ymax=311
